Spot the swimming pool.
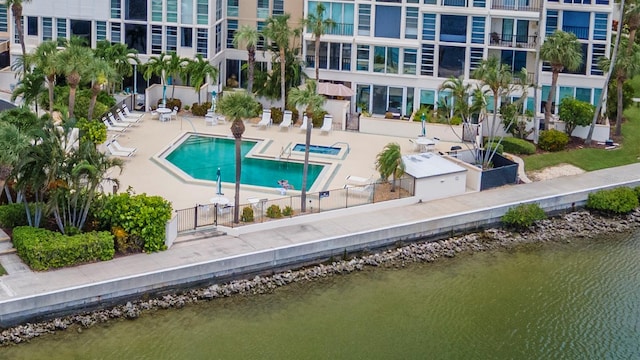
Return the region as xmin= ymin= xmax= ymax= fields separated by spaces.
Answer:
xmin=164 ymin=135 xmax=325 ymax=190
xmin=292 ymin=144 xmax=341 ymax=155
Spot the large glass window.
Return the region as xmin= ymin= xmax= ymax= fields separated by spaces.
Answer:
xmin=357 ymin=45 xmax=369 ymax=71
xmin=356 ymin=84 xmax=371 ymax=113
xmin=27 ymin=16 xmax=37 ymax=36
xmin=182 ymin=27 xmax=192 ymax=47
xmin=563 ymin=11 xmax=590 ymax=40
xmin=564 ymin=43 xmax=587 ymax=75
xmin=358 ymin=4 xmax=370 ymax=36
xmin=125 ymin=23 xmax=147 ymax=54
xmin=438 ymin=45 xmax=465 ymax=78
xmin=575 ymin=87 xmax=591 ymax=103
xmin=440 ymin=15 xmax=467 ymax=43
xmin=420 ymin=89 xmax=436 ymax=110
xmin=216 ymin=0 xmax=222 ymax=21
xmin=471 ymin=17 xmax=485 ymax=44
xmin=374 ymin=5 xmax=400 ymax=38
xmin=545 ymin=10 xmax=558 ymax=36
xmin=374 ymin=46 xmax=399 ymax=74
xmin=422 ymin=13 xmax=436 ymax=40
xmin=309 ymin=1 xmax=354 ymax=36
xmin=71 ymin=20 xmax=91 ymax=43
xmin=125 ymin=0 xmax=147 ymax=21
xmin=182 ymin=0 xmax=193 ymax=24
xmin=372 ymin=85 xmax=388 ymax=114
xmin=403 ymin=48 xmax=417 ymax=75
xmin=215 ymin=23 xmax=221 ymax=53
xmin=501 ymin=50 xmax=527 ymax=73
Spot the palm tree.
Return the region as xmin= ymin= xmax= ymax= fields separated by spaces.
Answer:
xmin=263 ymin=14 xmax=295 ymax=111
xmin=94 ymin=40 xmax=140 ymax=94
xmin=142 ymin=52 xmax=168 ymax=105
xmin=27 ymin=40 xmax=60 ymax=113
xmin=165 ymin=51 xmax=189 ymax=99
xmin=11 ymin=69 xmax=45 ymax=111
xmin=86 ymin=58 xmax=117 ymax=121
xmin=0 ymin=121 xmax=31 ymax=203
xmin=56 ymin=37 xmax=93 ymax=119
xmin=539 ymin=31 xmax=583 ymax=130
xmin=216 ymin=91 xmax=260 ymax=224
xmin=233 ymin=25 xmax=260 ymax=94
xmin=2 ymin=0 xmax=31 ymax=57
xmin=625 ymin=1 xmax=640 ymax=54
xmin=304 ymin=3 xmax=336 ymax=81
xmin=472 ymin=56 xmax=526 ymax=167
xmin=375 ymin=143 xmax=404 ymax=193
xmin=185 ymin=54 xmax=218 ymax=104
xmin=288 ymin=80 xmax=325 ymax=212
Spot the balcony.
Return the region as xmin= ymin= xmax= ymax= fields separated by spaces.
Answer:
xmin=491 ymin=0 xmax=541 ymax=11
xmin=305 ymin=55 xmax=351 ymax=71
xmin=489 ymin=33 xmax=537 ymax=49
xmin=513 ymin=72 xmax=535 ymax=85
xmin=562 ymin=25 xmax=589 ymax=40
xmin=325 ymin=23 xmax=354 ymax=36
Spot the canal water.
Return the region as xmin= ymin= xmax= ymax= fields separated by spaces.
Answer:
xmin=4 ymin=230 xmax=640 ymax=359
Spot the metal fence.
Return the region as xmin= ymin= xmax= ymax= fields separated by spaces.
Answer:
xmin=174 ymin=178 xmax=415 ymax=232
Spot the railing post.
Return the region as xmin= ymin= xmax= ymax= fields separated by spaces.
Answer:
xmin=194 ymin=205 xmax=198 ymax=230
xmin=214 ymin=204 xmax=218 ymax=226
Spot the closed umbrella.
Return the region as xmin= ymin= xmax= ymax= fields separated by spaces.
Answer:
xmin=421 ymin=113 xmax=426 ymax=137
xmin=162 ymin=85 xmax=167 ymax=107
xmin=216 ymin=168 xmax=223 ymax=195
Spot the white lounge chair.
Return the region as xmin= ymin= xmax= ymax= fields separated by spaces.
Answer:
xmin=345 ymin=175 xmax=373 ymax=187
xmin=344 ymin=183 xmax=374 ymax=198
xmin=320 ymin=114 xmax=333 ymax=134
xmin=148 ymin=107 xmax=158 ymax=120
xmin=110 ymin=139 xmax=137 ymax=154
xmin=107 ymin=113 xmax=131 ymax=128
xmin=279 ymin=110 xmax=292 ymax=130
xmin=299 ymin=114 xmax=312 ymax=132
xmin=116 ymin=109 xmax=141 ymax=125
xmin=106 ymin=142 xmax=134 ymax=157
xmin=121 ymin=104 xmax=143 ymax=119
xmin=102 ymin=118 xmax=127 ymax=132
xmin=257 ymin=109 xmax=271 ymax=129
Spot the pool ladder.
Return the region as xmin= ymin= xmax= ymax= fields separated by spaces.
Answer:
xmin=277 ymin=146 xmax=292 ymax=161
xmin=331 ymin=141 xmax=350 ymax=154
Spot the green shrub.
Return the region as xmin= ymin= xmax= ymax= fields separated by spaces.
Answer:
xmin=191 ymin=102 xmax=212 ymax=116
xmin=184 ymin=104 xmax=191 ymax=111
xmin=270 ymin=107 xmax=283 ymax=124
xmin=282 ymin=206 xmax=293 ymax=217
xmin=500 ymin=137 xmax=536 ymax=155
xmin=634 ymin=186 xmax=640 ymax=201
xmin=73 ymin=95 xmax=109 ymax=120
xmin=241 ymin=206 xmax=254 ymax=222
xmin=586 ymin=187 xmax=639 ymax=215
xmin=449 ymin=116 xmax=462 ymax=125
xmin=485 ymin=141 xmax=504 ymax=155
xmin=96 ymin=191 xmax=173 ymax=252
xmin=76 ymin=117 xmax=107 ymax=145
xmin=0 ymin=203 xmax=32 ymax=228
xmin=266 ymin=204 xmax=282 ymax=219
xmin=309 ymin=110 xmax=328 ymax=128
xmin=97 ymin=91 xmax=116 ymax=108
xmin=538 ymin=129 xmax=569 ymax=152
xmin=158 ymin=98 xmax=182 ymax=111
xmin=502 ymin=203 xmax=547 ymax=230
xmin=12 ymin=226 xmax=114 ymax=271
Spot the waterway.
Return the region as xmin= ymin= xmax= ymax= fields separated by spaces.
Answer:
xmin=4 ymin=230 xmax=640 ymax=359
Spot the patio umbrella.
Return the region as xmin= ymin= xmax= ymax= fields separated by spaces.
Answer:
xmin=216 ymin=168 xmax=223 ymax=195
xmin=211 ymin=91 xmax=217 ymax=111
xmin=162 ymin=85 xmax=167 ymax=106
xmin=316 ymin=82 xmax=354 ymax=97
xmin=421 ymin=113 xmax=426 ymax=137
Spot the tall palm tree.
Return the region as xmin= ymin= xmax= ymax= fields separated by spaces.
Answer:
xmin=624 ymin=0 xmax=640 ymax=54
xmin=165 ymin=51 xmax=189 ymax=99
xmin=86 ymin=58 xmax=117 ymax=121
xmin=233 ymin=25 xmax=260 ymax=94
xmin=11 ymin=69 xmax=45 ymax=111
xmin=288 ymin=80 xmax=325 ymax=212
xmin=2 ymin=0 xmax=31 ymax=57
xmin=375 ymin=143 xmax=404 ymax=193
xmin=142 ymin=52 xmax=168 ymax=104
xmin=56 ymin=37 xmax=93 ymax=119
xmin=185 ymin=54 xmax=218 ymax=104
xmin=472 ymin=56 xmax=526 ymax=167
xmin=27 ymin=40 xmax=60 ymax=113
xmin=539 ymin=31 xmax=583 ymax=130
xmin=216 ymin=91 xmax=260 ymax=224
xmin=263 ymin=14 xmax=295 ymax=111
xmin=94 ymin=40 xmax=140 ymax=94
xmin=304 ymin=3 xmax=335 ymax=82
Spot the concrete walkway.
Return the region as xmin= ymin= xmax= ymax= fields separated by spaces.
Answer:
xmin=0 ymin=163 xmax=639 ymax=326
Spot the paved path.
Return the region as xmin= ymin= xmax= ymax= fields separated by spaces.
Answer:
xmin=0 ymin=163 xmax=638 ymax=315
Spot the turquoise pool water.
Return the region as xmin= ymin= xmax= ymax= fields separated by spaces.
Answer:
xmin=165 ymin=135 xmax=324 ymax=190
xmin=292 ymin=144 xmax=341 ymax=155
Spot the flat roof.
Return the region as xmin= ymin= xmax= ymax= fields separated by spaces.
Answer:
xmin=402 ymin=153 xmax=466 ymax=178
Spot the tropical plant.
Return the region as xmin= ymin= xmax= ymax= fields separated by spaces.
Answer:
xmin=539 ymin=31 xmax=583 ymax=130
xmin=26 ymin=40 xmax=60 ymax=113
xmin=263 ymin=14 xmax=296 ymax=111
xmin=164 ymin=51 xmax=189 ymax=99
xmin=587 ymin=187 xmax=639 ymax=215
xmin=558 ymin=97 xmax=595 ymax=136
xmin=216 ymin=91 xmax=261 ymax=223
xmin=288 ymin=80 xmax=326 ymax=212
xmin=471 ymin=56 xmax=527 ymax=167
xmin=233 ymin=25 xmax=260 ymax=94
xmin=538 ymin=129 xmax=569 ymax=152
xmin=94 ymin=40 xmax=140 ymax=94
xmin=143 ymin=52 xmax=169 ymax=104
xmin=11 ymin=70 xmax=46 ymax=112
xmin=2 ymin=0 xmax=31 ymax=57
xmin=185 ymin=54 xmax=218 ymax=104
xmin=56 ymin=37 xmax=94 ymax=119
xmin=502 ymin=203 xmax=547 ymax=230
xmin=86 ymin=58 xmax=117 ymax=121
xmin=304 ymin=2 xmax=336 ymax=81
xmin=375 ymin=143 xmax=405 ymax=192
xmin=0 ymin=121 xmax=31 ymax=203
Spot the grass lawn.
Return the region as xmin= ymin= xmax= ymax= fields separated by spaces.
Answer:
xmin=0 ymin=264 xmax=5 ymax=276
xmin=524 ymin=90 xmax=640 ymax=172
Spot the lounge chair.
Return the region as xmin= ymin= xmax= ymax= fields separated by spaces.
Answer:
xmin=148 ymin=107 xmax=159 ymax=120
xmin=102 ymin=117 xmax=127 ymax=132
xmin=106 ymin=142 xmax=135 ymax=157
xmin=257 ymin=109 xmax=271 ymax=129
xmin=204 ymin=112 xmax=217 ymax=126
xmin=344 ymin=183 xmax=374 ymax=198
xmin=299 ymin=114 xmax=312 ymax=132
xmin=116 ymin=109 xmax=141 ymax=125
xmin=170 ymin=107 xmax=178 ymax=121
xmin=320 ymin=114 xmax=333 ymax=134
xmin=107 ymin=113 xmax=131 ymax=128
xmin=279 ymin=110 xmax=292 ymax=130
xmin=110 ymin=139 xmax=137 ymax=154
xmin=345 ymin=175 xmax=373 ymax=187
xmin=121 ymin=104 xmax=143 ymax=119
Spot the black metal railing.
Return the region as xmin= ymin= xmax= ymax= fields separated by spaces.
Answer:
xmin=491 ymin=0 xmax=541 ymax=11
xmin=562 ymin=25 xmax=589 ymax=40
xmin=325 ymin=23 xmax=354 ymax=36
xmin=489 ymin=34 xmax=538 ymax=49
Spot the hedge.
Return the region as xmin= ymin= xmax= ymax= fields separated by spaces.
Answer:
xmin=500 ymin=137 xmax=536 ymax=155
xmin=0 ymin=203 xmax=32 ymax=228
xmin=586 ymin=187 xmax=639 ymax=215
xmin=502 ymin=203 xmax=547 ymax=230
xmin=12 ymin=226 xmax=114 ymax=271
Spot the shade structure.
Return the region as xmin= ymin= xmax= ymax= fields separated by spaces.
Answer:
xmin=316 ymin=82 xmax=354 ymax=97
xmin=216 ymin=168 xmax=223 ymax=195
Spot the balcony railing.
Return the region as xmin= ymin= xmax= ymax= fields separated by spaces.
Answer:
xmin=489 ymin=33 xmax=538 ymax=49
xmin=513 ymin=72 xmax=535 ymax=85
xmin=325 ymin=23 xmax=354 ymax=36
xmin=305 ymin=55 xmax=351 ymax=71
xmin=562 ymin=25 xmax=589 ymax=40
xmin=491 ymin=0 xmax=541 ymax=11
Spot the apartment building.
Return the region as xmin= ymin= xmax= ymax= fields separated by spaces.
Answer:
xmin=300 ymin=0 xmax=614 ymax=117
xmin=3 ymin=0 xmax=302 ymax=92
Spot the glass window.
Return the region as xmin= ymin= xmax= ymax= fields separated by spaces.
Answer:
xmin=357 ymin=84 xmax=371 ymax=113
xmin=422 ymin=13 xmax=436 ymax=40
xmin=110 ymin=22 xmax=121 ymax=42
xmin=57 ymin=18 xmax=67 ymax=39
xmin=403 ymin=48 xmax=417 ymax=75
xmin=438 ymin=45 xmax=465 ymax=78
xmin=374 ymin=46 xmax=399 ymax=74
xmin=421 ymin=44 xmax=434 ymax=76
xmin=182 ymin=0 xmax=193 ymax=24
xmin=227 ymin=0 xmax=238 ymax=17
xmin=330 ymin=43 xmax=341 ymax=70
xmin=372 ymin=85 xmax=388 ymax=114
xmin=471 ymin=16 xmax=485 ymax=44
xmin=591 ymin=43 xmax=606 ymax=76
xmin=473 ymin=0 xmax=486 ymax=7
xmin=443 ymin=0 xmax=467 ymax=7
xmin=405 ymin=7 xmax=418 ymax=39
xmin=559 ymin=86 xmax=574 ymax=101
xmin=182 ymin=27 xmax=192 ymax=47
xmin=70 ymin=20 xmax=91 ymax=43
xmin=111 ymin=0 xmax=121 ymax=19
xmin=197 ymin=28 xmax=208 ymax=57
xmin=469 ymin=47 xmax=483 ymax=73
xmin=358 ymin=4 xmax=370 ymax=36
xmin=593 ymin=13 xmax=608 ymax=41
xmin=151 ymin=0 xmax=162 ymax=22
xmin=420 ymin=89 xmax=436 ymax=109
xmin=564 ymin=43 xmax=587 ymax=75
xmin=167 ymin=26 xmax=177 ymax=51
xmin=545 ymin=10 xmax=558 ymax=36
xmin=197 ymin=0 xmax=208 ymax=25
xmin=357 ymin=45 xmax=369 ymax=71
xmin=216 ymin=0 xmax=222 ymax=21
xmin=563 ymin=11 xmax=590 ymax=40
xmin=151 ymin=25 xmax=162 ymax=54
xmin=215 ymin=23 xmax=221 ymax=53
xmin=374 ymin=5 xmax=400 ymax=38
xmin=27 ymin=16 xmax=37 ymax=36
xmin=43 ymin=17 xmax=53 ymax=40
xmin=125 ymin=23 xmax=147 ymax=54
xmin=125 ymin=0 xmax=147 ymax=21
xmin=593 ymin=88 xmax=602 ymax=106
xmin=273 ymin=0 xmax=284 ymax=15
xmin=575 ymin=88 xmax=591 ymax=103
xmin=342 ymin=43 xmax=351 ymax=71
xmin=96 ymin=21 xmax=107 ymax=41
xmin=167 ymin=0 xmax=178 ymax=22
xmin=0 ymin=4 xmax=7 ymax=32
xmin=226 ymin=19 xmax=237 ymax=48
xmin=257 ymin=21 xmax=266 ymax=50
xmin=257 ymin=0 xmax=269 ymax=19
xmin=440 ymin=15 xmax=467 ymax=43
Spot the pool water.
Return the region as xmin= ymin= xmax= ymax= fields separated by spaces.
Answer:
xmin=292 ymin=144 xmax=341 ymax=155
xmin=165 ymin=135 xmax=324 ymax=190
